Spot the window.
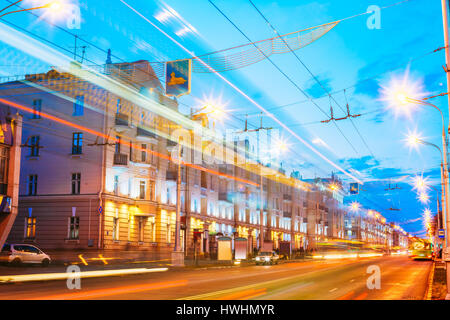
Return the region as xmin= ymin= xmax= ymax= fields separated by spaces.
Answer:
xmin=138 ymin=217 xmax=144 ymax=242
xmin=73 ymin=95 xmax=84 ymax=116
xmin=112 ymin=215 xmax=119 ymax=241
xmin=72 ymin=133 xmax=83 ymax=154
xmin=71 ymin=173 xmax=81 ymax=195
xmin=150 ymin=218 xmax=156 ymax=242
xmin=141 ymin=144 xmax=147 ymax=162
xmin=25 ymin=217 xmax=36 ymax=239
xmin=114 ymin=175 xmax=119 ymax=195
xmin=29 ymin=135 xmax=40 ymax=157
xmin=167 ymin=223 xmax=172 ymax=243
xmin=139 ymin=180 xmax=146 ymax=200
xmin=32 ymin=99 xmax=42 ymax=119
xmin=27 ymin=174 xmax=37 ymax=196
xmin=115 ymin=136 xmax=121 ymax=153
xmin=68 ymin=216 xmax=80 ymax=239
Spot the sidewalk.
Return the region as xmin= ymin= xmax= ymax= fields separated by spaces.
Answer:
xmin=429 ymin=259 xmax=448 ymax=300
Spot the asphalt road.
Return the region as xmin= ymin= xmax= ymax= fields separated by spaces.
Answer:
xmin=0 ymin=256 xmax=431 ymax=300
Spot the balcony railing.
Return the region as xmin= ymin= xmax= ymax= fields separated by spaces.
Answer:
xmin=136 ymin=127 xmax=157 ymax=141
xmin=113 ymin=153 xmax=128 ymax=166
xmin=219 ymin=192 xmax=233 ymax=203
xmin=114 ymin=113 xmax=129 ymax=130
xmin=166 ymin=170 xmax=177 ymax=181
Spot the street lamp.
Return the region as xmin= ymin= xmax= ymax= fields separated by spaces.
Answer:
xmin=397 ymin=96 xmax=450 ymax=244
xmin=0 ymin=0 xmax=65 ymax=18
xmin=407 ymin=135 xmax=448 ymax=247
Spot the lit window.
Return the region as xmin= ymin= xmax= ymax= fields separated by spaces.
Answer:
xmin=32 ymin=99 xmax=42 ymax=119
xmin=27 ymin=174 xmax=37 ymax=196
xmin=25 ymin=217 xmax=36 ymax=239
xmin=72 ymin=132 xmax=83 ymax=154
xmin=68 ymin=217 xmax=80 ymax=239
xmin=73 ymin=95 xmax=84 ymax=116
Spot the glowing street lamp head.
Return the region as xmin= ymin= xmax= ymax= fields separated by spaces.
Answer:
xmin=350 ymin=202 xmax=360 ymax=212
xmin=412 ymin=175 xmax=429 ymax=192
xmin=417 ymin=192 xmax=430 ymax=204
xmin=329 ymin=183 xmax=339 ymax=191
xmin=379 ymin=69 xmax=426 ymax=118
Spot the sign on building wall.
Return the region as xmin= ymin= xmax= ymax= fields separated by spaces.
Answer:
xmin=0 ymin=196 xmax=11 ymax=213
xmin=0 ymin=106 xmax=13 ymax=146
xmin=349 ymin=183 xmax=359 ymax=194
xmin=165 ymin=59 xmax=191 ymax=97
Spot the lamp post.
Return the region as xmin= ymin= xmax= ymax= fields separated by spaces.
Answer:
xmin=401 ymin=97 xmax=450 ymax=256
xmin=409 ymin=136 xmax=448 ymax=247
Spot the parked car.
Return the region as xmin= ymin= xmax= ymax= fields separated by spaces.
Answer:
xmin=255 ymin=251 xmax=279 ymax=265
xmin=0 ymin=243 xmax=51 ymax=266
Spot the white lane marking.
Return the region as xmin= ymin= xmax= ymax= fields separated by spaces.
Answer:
xmin=0 ymin=268 xmax=168 ymax=283
xmin=329 ymin=288 xmax=338 ymax=293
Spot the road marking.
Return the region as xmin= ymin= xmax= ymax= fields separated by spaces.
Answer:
xmin=31 ymin=280 xmax=188 ymax=300
xmin=78 ymin=254 xmax=88 ymax=266
xmin=329 ymin=288 xmax=338 ymax=293
xmin=0 ymin=268 xmax=168 ymax=284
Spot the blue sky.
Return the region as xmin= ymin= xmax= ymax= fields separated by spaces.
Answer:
xmin=0 ymin=0 xmax=447 ymax=235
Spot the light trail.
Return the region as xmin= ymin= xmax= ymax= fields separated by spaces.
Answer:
xmin=0 ymin=267 xmax=168 ymax=284
xmin=120 ymin=0 xmax=364 ymax=184
xmin=30 ymin=279 xmax=187 ymax=300
xmin=0 ymin=97 xmax=259 ymax=187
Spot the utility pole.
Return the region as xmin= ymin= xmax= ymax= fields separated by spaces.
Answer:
xmin=440 ymin=0 xmax=450 ymax=299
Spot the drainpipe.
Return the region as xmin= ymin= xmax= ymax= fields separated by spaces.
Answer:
xmin=98 ymin=91 xmax=109 ymax=249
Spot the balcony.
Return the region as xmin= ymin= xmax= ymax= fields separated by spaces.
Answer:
xmin=136 ymin=127 xmax=157 ymax=142
xmin=113 ymin=153 xmax=128 ymax=166
xmin=283 ymin=211 xmax=291 ymax=218
xmin=114 ymin=113 xmax=130 ymax=132
xmin=166 ymin=170 xmax=177 ymax=181
xmin=219 ymin=192 xmax=233 ymax=203
xmin=283 ymin=194 xmax=292 ymax=201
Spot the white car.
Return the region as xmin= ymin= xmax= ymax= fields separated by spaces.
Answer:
xmin=255 ymin=251 xmax=280 ymax=265
xmin=0 ymin=243 xmax=51 ymax=266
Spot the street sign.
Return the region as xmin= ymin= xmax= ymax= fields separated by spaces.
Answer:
xmin=165 ymin=59 xmax=191 ymax=97
xmin=438 ymin=229 xmax=445 ymax=239
xmin=98 ymin=206 xmax=103 ymax=214
xmin=350 ymin=182 xmax=359 ymax=194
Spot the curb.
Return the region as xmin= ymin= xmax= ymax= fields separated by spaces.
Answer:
xmin=424 ymin=261 xmax=435 ymax=300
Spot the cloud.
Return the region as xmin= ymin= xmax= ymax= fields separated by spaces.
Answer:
xmin=304 ymin=74 xmax=333 ymax=99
